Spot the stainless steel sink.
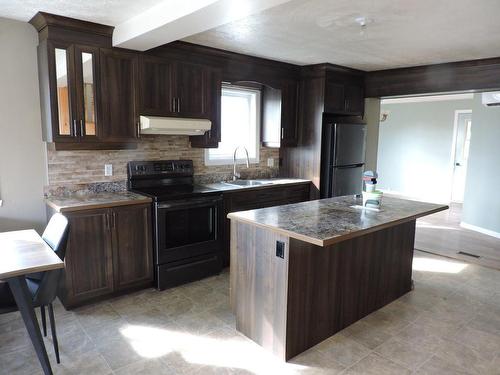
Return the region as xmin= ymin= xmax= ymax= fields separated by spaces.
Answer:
xmin=223 ymin=179 xmax=273 ymax=187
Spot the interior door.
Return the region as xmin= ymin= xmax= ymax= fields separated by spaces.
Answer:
xmin=451 ymin=112 xmax=472 ymax=202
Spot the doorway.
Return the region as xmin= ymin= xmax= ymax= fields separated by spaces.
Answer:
xmin=451 ymin=110 xmax=472 ymax=203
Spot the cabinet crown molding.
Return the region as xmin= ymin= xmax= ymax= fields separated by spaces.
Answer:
xmin=29 ymin=12 xmax=114 ymax=46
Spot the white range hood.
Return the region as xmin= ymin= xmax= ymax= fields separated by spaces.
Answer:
xmin=140 ymin=116 xmax=211 ymax=135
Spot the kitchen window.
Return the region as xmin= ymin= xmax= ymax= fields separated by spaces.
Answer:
xmin=205 ymin=85 xmax=261 ymax=165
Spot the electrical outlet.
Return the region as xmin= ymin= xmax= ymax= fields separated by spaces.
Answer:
xmin=104 ymin=164 xmax=113 ymax=177
xmin=267 ymin=158 xmax=274 ymax=168
xmin=276 ymin=241 xmax=285 ymax=259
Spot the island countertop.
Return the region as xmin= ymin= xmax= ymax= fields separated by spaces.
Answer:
xmin=46 ymin=191 xmax=152 ymax=213
xmin=227 ymin=196 xmax=448 ymax=247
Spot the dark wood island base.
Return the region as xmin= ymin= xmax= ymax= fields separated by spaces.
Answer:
xmin=228 ymin=196 xmax=447 ymax=361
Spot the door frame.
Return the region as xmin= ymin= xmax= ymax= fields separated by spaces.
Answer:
xmin=449 ymin=109 xmax=472 ymax=202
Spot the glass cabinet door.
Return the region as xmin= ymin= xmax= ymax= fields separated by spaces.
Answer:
xmin=76 ymin=47 xmax=99 ymax=139
xmin=54 ymin=47 xmax=74 ymax=137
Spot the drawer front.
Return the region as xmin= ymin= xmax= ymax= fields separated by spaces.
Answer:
xmin=229 ymin=184 xmax=310 ymax=211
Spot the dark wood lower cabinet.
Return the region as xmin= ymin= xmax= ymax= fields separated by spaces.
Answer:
xmin=54 ymin=203 xmax=153 ymax=308
xmin=112 ymin=204 xmax=153 ymax=291
xmin=222 ymin=183 xmax=310 ymax=266
xmin=61 ymin=209 xmax=114 ymax=303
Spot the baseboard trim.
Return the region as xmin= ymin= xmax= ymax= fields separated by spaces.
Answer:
xmin=460 ymin=222 xmax=500 ymax=239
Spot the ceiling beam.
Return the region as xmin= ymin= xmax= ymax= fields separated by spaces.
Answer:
xmin=113 ymin=0 xmax=292 ymax=51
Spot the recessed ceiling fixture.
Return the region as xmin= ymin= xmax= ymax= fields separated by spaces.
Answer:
xmin=354 ymin=16 xmax=373 ymax=35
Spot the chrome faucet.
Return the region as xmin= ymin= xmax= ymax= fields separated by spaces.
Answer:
xmin=233 ymin=146 xmax=250 ymax=181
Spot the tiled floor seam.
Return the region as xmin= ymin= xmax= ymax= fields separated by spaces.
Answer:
xmin=336 ymin=349 xmax=374 ymax=374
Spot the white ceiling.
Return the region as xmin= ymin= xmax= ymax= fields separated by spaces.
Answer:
xmin=184 ymin=0 xmax=500 ymax=71
xmin=2 ymin=0 xmax=500 ymax=71
xmin=0 ymin=0 xmax=164 ymax=25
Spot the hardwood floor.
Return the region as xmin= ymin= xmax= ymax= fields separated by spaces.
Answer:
xmin=415 ymin=203 xmax=500 ymax=270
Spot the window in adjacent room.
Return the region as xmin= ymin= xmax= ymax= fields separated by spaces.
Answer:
xmin=205 ymin=85 xmax=261 ymax=165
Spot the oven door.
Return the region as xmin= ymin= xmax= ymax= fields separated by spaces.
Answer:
xmin=155 ymin=195 xmax=222 ymax=264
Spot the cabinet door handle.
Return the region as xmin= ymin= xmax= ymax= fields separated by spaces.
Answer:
xmin=105 ymin=213 xmax=109 ymax=230
xmin=72 ymin=119 xmax=78 ymax=137
xmin=172 ymin=98 xmax=176 ymax=112
xmin=177 ymin=98 xmax=181 ymax=113
xmin=344 ymin=99 xmax=349 ymax=111
xmin=281 ymin=127 xmax=284 ymax=140
xmin=80 ymin=119 xmax=84 ymax=137
xmin=136 ymin=121 xmax=141 ymax=138
xmin=112 ymin=212 xmax=116 ymax=228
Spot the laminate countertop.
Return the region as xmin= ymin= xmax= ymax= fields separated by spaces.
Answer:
xmin=46 ymin=192 xmax=152 ymax=213
xmin=202 ymin=178 xmax=310 ymax=192
xmin=228 ymin=195 xmax=448 ymax=247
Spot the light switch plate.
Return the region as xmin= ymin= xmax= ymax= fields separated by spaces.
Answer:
xmin=104 ymin=164 xmax=113 ymax=177
xmin=267 ymin=158 xmax=274 ymax=167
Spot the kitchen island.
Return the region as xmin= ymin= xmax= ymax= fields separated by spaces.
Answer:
xmin=228 ymin=196 xmax=448 ymax=361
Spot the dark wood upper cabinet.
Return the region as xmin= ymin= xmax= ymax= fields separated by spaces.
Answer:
xmin=99 ymin=48 xmax=140 ymax=142
xmin=139 ymin=55 xmax=175 ymax=116
xmin=189 ymin=67 xmax=222 ymax=148
xmin=31 ymin=13 xmax=139 ymax=150
xmin=261 ymin=80 xmax=299 ymax=148
xmin=281 ymin=80 xmax=299 ymax=147
xmin=138 ymin=58 xmax=213 ymax=119
xmin=38 ymin=41 xmax=102 ymax=144
xmin=324 ymin=69 xmax=365 ymax=116
xmin=175 ymin=62 xmax=208 ymax=118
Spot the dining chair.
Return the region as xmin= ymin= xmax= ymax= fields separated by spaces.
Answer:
xmin=0 ymin=213 xmax=69 ymax=364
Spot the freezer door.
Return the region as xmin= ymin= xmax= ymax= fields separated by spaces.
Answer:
xmin=331 ymin=165 xmax=364 ymax=197
xmin=333 ymin=123 xmax=367 ymax=166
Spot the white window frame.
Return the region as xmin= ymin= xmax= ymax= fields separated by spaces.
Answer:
xmin=204 ymin=84 xmax=261 ymax=166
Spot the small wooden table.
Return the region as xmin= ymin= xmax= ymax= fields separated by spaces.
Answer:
xmin=0 ymin=230 xmax=64 ymax=375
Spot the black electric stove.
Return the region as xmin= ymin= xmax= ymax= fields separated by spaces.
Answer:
xmin=127 ymin=160 xmax=223 ymax=290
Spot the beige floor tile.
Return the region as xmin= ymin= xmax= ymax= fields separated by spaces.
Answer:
xmin=343 ymin=352 xmax=411 ymax=375
xmin=289 ymin=347 xmax=345 ymax=374
xmin=95 ymin=337 xmax=144 ymax=370
xmin=0 ymin=347 xmax=44 ymax=375
xmin=392 ymin=322 xmax=447 ymax=350
xmin=1 ymin=251 xmax=499 ymax=375
xmin=314 ymin=333 xmax=371 ymax=368
xmin=113 ymin=358 xmax=171 ymax=375
xmin=415 ymin=355 xmax=473 ymax=375
xmin=52 ymin=348 xmax=112 ymax=375
xmin=174 ymin=310 xmax=227 ymax=336
xmin=449 ymin=325 xmax=500 ymax=361
xmin=374 ymin=336 xmax=433 ymax=371
xmin=341 ymin=319 xmax=393 ymax=349
xmin=433 ymin=337 xmax=496 ymax=375
xmin=0 ymin=327 xmax=31 ymax=355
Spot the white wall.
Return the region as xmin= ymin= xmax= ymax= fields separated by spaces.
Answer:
xmin=462 ymin=94 xmax=500 ymax=235
xmin=377 ymin=98 xmax=473 ymax=203
xmin=0 ymin=18 xmax=47 ymax=232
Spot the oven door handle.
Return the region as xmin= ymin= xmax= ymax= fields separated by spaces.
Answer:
xmin=157 ymin=197 xmax=222 ymax=210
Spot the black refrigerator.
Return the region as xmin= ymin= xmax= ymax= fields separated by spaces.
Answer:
xmin=320 ymin=118 xmax=367 ymax=198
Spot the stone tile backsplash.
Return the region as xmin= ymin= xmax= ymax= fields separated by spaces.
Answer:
xmin=45 ymin=135 xmax=280 ymax=196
